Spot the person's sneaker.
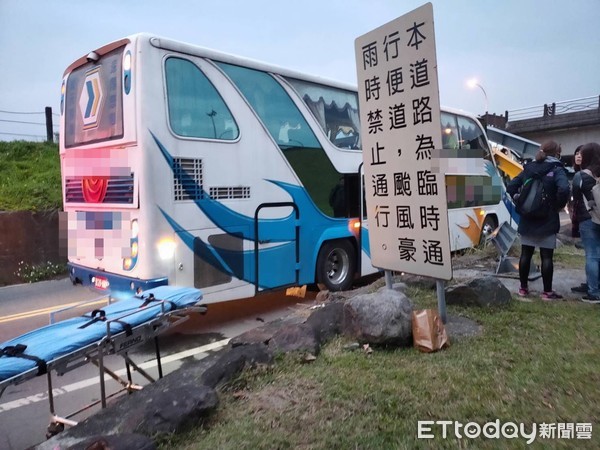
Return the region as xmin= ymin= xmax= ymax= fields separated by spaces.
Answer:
xmin=581 ymin=294 xmax=600 ymax=304
xmin=541 ymin=291 xmax=563 ymax=301
xmin=518 ymin=288 xmax=529 ymax=297
xmin=571 ymin=283 xmax=588 ymax=293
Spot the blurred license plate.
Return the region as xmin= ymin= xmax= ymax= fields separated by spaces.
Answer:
xmin=93 ymin=276 xmax=110 ymax=290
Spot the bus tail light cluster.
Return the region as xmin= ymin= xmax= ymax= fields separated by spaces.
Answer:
xmin=123 ymin=219 xmax=138 ymax=271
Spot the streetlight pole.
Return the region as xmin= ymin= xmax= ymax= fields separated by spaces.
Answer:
xmin=467 ymin=78 xmax=488 ymax=114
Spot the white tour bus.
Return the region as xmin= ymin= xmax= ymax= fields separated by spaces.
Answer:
xmin=60 ymin=33 xmax=512 ymax=302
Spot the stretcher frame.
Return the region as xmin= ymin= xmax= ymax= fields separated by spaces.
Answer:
xmin=0 ymin=293 xmax=206 ymax=438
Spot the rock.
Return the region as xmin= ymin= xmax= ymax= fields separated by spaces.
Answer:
xmin=201 ymin=343 xmax=273 ymax=389
xmin=230 ymin=318 xmax=303 ymax=347
xmin=342 ymin=287 xmax=413 ymax=346
xmin=268 ymin=323 xmax=320 ymax=356
xmin=305 ymin=301 xmax=344 ymax=344
xmin=445 ymin=276 xmax=512 ymax=307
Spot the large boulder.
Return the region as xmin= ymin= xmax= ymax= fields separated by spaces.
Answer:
xmin=201 ymin=343 xmax=273 ymax=388
xmin=305 ymin=301 xmax=345 ymax=345
xmin=445 ymin=276 xmax=512 ymax=307
xmin=342 ymin=287 xmax=413 ymax=346
xmin=66 ymin=433 xmax=155 ymax=450
xmin=268 ymin=323 xmax=320 ymax=356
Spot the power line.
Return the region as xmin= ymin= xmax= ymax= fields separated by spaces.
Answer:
xmin=0 ymin=118 xmax=46 ymax=126
xmin=0 ymin=131 xmax=47 ymax=139
xmin=0 ymin=109 xmax=46 ymax=115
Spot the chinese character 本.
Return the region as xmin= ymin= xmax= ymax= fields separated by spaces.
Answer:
xmin=394 ymin=172 xmax=411 ymax=196
xmin=417 ymin=170 xmax=438 ymax=195
xmin=375 ymin=205 xmax=390 ymax=227
xmin=372 ymin=174 xmax=388 ymax=197
xmin=412 ymin=96 xmax=432 ymax=125
xmin=389 ymin=103 xmax=407 ymax=130
xmin=415 ymin=134 xmax=435 ymax=160
xmin=387 ymin=67 xmax=404 ymax=96
xmin=398 ymin=237 xmax=416 ymax=261
xmin=361 ymin=41 xmax=378 ymax=69
xmin=383 ymin=31 xmax=400 ymax=61
xmin=365 ymin=76 xmax=381 ymax=101
xmin=396 ymin=205 xmax=414 ymax=229
xmin=410 ymin=58 xmax=430 ymax=89
xmin=407 ymin=21 xmax=426 ymax=50
xmin=423 ymin=240 xmax=444 ymax=266
xmin=367 ymin=109 xmax=383 ymax=134
xmin=420 ymin=205 xmax=440 ymax=231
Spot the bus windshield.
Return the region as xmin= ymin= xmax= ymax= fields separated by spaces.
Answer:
xmin=64 ymin=46 xmax=125 ymax=148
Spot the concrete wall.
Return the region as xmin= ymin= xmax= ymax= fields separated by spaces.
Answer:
xmin=0 ymin=210 xmax=64 ymax=286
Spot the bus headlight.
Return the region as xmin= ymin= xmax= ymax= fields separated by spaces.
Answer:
xmin=157 ymin=238 xmax=176 ymax=260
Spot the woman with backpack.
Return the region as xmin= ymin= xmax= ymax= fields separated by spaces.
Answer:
xmin=507 ymin=140 xmax=570 ymax=300
xmin=571 ymin=142 xmax=600 ymax=303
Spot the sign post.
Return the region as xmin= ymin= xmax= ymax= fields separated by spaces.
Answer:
xmin=355 ymin=3 xmax=451 ymax=319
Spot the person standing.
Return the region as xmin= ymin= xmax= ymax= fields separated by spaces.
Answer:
xmin=507 ymin=140 xmax=570 ymax=300
xmin=572 ymin=142 xmax=600 ymax=303
xmin=568 ymin=145 xmax=583 ymax=238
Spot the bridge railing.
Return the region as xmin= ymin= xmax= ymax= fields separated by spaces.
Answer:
xmin=507 ymin=95 xmax=600 ymax=121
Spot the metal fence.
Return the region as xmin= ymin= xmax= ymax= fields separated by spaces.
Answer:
xmin=507 ymin=95 xmax=600 ymax=121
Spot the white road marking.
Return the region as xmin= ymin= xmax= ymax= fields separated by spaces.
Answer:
xmin=0 ymin=338 xmax=230 ymax=413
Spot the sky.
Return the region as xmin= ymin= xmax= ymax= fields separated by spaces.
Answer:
xmin=0 ymin=0 xmax=598 ymax=141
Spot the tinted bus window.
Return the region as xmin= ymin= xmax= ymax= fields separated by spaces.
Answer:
xmin=65 ymin=46 xmax=124 ymax=148
xmin=165 ymin=58 xmax=239 ymax=140
xmin=285 ymin=78 xmax=361 ymax=150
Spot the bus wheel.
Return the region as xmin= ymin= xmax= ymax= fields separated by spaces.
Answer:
xmin=479 ymin=215 xmax=497 ymax=244
xmin=316 ymin=240 xmax=356 ymax=292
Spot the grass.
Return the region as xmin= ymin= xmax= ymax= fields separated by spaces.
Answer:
xmin=0 ymin=140 xmax=62 ymax=211
xmin=161 ymin=243 xmax=600 ymax=449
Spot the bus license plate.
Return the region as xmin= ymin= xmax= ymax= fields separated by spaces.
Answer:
xmin=93 ymin=276 xmax=110 ymax=290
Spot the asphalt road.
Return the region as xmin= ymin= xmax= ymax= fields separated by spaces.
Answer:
xmin=0 ymin=280 xmax=316 ymax=450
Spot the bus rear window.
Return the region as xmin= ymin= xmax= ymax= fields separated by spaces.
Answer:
xmin=64 ymin=46 xmax=124 ymax=148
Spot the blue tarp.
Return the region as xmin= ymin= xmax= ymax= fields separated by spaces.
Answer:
xmin=0 ymin=286 xmax=202 ymax=382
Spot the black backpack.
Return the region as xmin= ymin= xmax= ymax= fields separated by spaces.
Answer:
xmin=514 ymin=167 xmax=555 ymax=218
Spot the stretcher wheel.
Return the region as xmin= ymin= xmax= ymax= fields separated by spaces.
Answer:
xmin=46 ymin=421 xmax=64 ymax=439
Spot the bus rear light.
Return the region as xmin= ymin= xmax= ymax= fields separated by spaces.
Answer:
xmin=123 ymin=51 xmax=132 ymax=94
xmin=123 ymin=219 xmax=138 ymax=271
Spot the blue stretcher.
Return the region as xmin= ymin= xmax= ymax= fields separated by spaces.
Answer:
xmin=0 ymin=285 xmax=206 ymax=437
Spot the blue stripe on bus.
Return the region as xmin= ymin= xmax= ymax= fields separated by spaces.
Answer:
xmin=151 ymin=132 xmax=370 ymax=287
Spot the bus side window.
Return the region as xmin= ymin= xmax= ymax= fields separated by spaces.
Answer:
xmin=440 ymin=112 xmax=459 ymax=150
xmin=165 ymin=57 xmax=239 ymax=140
xmin=457 ymin=115 xmax=490 ymax=158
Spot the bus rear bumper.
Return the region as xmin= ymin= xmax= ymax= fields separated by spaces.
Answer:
xmin=68 ymin=262 xmax=168 ymax=296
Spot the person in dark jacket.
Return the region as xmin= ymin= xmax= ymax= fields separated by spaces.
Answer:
xmin=567 ymin=145 xmax=583 ymax=237
xmin=507 ymin=140 xmax=570 ymax=300
xmin=571 ymin=142 xmax=600 ymax=302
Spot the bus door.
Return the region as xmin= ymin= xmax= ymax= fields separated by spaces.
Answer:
xmin=254 ymin=203 xmax=299 ymax=294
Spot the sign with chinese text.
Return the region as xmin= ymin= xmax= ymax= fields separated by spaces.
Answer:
xmin=355 ymin=2 xmax=452 ymax=280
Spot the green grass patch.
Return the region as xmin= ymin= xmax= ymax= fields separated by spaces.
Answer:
xmin=0 ymin=140 xmax=61 ymax=211
xmin=164 ymin=245 xmax=600 ymax=449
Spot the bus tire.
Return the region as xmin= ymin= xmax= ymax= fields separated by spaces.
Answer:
xmin=480 ymin=215 xmax=498 ymax=244
xmin=316 ymin=239 xmax=356 ymax=292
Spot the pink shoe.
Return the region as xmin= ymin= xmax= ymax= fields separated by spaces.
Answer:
xmin=518 ymin=288 xmax=529 ymax=297
xmin=541 ymin=291 xmax=563 ymax=301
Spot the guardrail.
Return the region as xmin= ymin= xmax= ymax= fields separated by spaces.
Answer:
xmin=507 ymin=95 xmax=600 ymax=121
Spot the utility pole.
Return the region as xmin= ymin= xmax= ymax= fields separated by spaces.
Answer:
xmin=45 ymin=107 xmax=53 ymax=143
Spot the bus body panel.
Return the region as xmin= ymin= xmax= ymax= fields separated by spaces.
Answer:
xmin=61 ymin=33 xmax=513 ymax=301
